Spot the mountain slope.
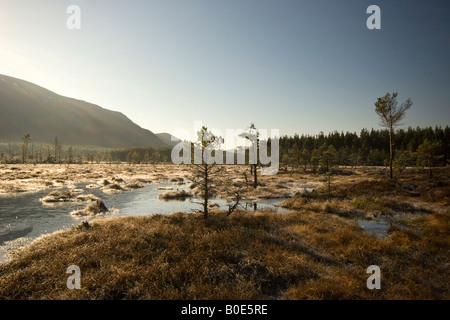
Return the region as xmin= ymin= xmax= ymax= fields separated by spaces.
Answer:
xmin=0 ymin=75 xmax=168 ymax=148
xmin=156 ymin=133 xmax=181 ymax=147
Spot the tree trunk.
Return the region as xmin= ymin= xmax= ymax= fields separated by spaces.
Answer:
xmin=253 ymin=164 xmax=257 ymax=188
xmin=203 ymin=164 xmax=208 ymax=219
xmin=389 ymin=125 xmax=393 ymax=179
xmin=429 ymin=163 xmax=432 ymax=179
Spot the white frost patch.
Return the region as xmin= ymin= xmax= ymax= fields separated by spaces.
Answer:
xmin=0 ymin=237 xmax=34 ymax=263
xmin=157 ymin=186 xmax=173 ymax=190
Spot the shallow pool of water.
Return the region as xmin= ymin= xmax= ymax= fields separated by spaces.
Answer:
xmin=357 ymin=219 xmax=391 ymax=238
xmin=0 ymin=182 xmax=288 ymax=262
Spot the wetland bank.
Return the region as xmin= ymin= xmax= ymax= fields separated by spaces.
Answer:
xmin=0 ymin=163 xmax=448 ymax=299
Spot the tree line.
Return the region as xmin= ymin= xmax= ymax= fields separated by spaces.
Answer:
xmin=0 ymin=135 xmax=174 ymax=166
xmin=2 ymin=126 xmax=449 ymax=173
xmin=279 ymin=125 xmax=449 ymax=175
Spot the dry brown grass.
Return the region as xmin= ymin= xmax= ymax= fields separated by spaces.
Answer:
xmin=158 ymin=189 xmax=193 ymax=200
xmin=0 ymin=207 xmax=448 ymax=300
xmin=281 ymin=167 xmax=448 ymax=221
xmin=0 ymin=165 xmax=448 ymax=300
xmin=339 ymin=167 xmax=450 ymax=206
xmin=70 ymin=200 xmax=113 ymax=217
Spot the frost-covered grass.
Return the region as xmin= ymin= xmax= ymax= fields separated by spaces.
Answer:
xmin=0 ymin=164 xmax=448 ymax=300
xmin=0 ymin=209 xmax=448 ymax=300
xmin=70 ymin=199 xmax=116 ymax=217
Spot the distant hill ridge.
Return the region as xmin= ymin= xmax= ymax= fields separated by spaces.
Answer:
xmin=0 ymin=74 xmax=169 ymax=148
xmin=156 ymin=132 xmax=181 ymax=147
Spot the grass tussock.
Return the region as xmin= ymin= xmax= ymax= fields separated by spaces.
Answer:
xmin=41 ymin=191 xmax=100 ymax=204
xmin=158 ymin=189 xmax=193 ymax=200
xmin=101 ymin=183 xmax=125 ymax=193
xmin=70 ymin=200 xmax=113 ymax=217
xmin=0 ymin=209 xmax=448 ymax=300
xmin=126 ymin=180 xmax=146 ymax=189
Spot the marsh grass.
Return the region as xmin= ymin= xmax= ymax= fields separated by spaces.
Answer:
xmin=0 ymin=208 xmax=448 ymax=300
xmin=40 ymin=191 xmax=100 ymax=204
xmin=0 ymin=165 xmax=448 ymax=300
xmin=70 ymin=200 xmax=112 ymax=217
xmin=158 ymin=189 xmax=193 ymax=200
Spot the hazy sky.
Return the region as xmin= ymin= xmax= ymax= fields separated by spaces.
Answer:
xmin=0 ymin=0 xmax=449 ymax=143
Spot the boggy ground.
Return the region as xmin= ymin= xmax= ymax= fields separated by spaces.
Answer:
xmin=0 ymin=163 xmax=320 ymax=200
xmin=0 ymin=164 xmax=448 ymax=299
xmin=0 ymin=163 xmax=183 ymax=194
